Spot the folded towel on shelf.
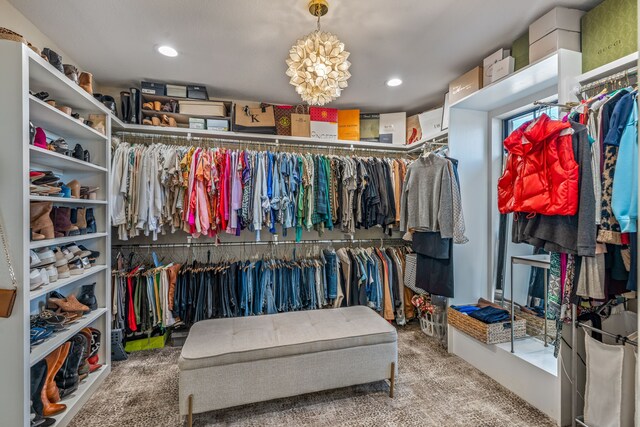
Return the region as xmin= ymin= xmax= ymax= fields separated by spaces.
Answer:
xmin=468 ymin=306 xmax=510 ymax=324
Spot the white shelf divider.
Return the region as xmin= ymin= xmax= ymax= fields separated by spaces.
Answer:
xmin=30 ymin=265 xmax=108 ymax=300
xmin=29 ymin=95 xmax=108 ymax=142
xmin=29 ymin=195 xmax=108 ymax=205
xmin=29 ymin=233 xmax=108 ymax=250
xmin=29 ymin=146 xmax=108 ymax=173
xmin=30 ymin=308 xmax=107 ymax=366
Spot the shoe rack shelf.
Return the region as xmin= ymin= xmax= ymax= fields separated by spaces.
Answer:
xmin=29 ymin=95 xmax=108 ymax=142
xmin=30 ymin=265 xmax=108 ymax=300
xmin=29 ymin=195 xmax=108 ymax=205
xmin=30 ymin=146 xmax=108 ymax=173
xmin=50 ymin=365 xmax=110 ymax=427
xmin=0 ymin=41 xmax=112 ymax=427
xmin=29 ymin=233 xmax=109 ymax=250
xmin=30 ymin=308 xmax=108 ymax=366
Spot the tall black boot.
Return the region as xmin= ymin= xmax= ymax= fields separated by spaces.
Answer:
xmin=31 ymin=360 xmax=47 ymax=417
xmin=120 ymin=91 xmax=131 ymax=122
xmin=55 ymin=335 xmax=85 ymax=396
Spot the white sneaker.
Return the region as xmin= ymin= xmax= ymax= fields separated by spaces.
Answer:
xmin=35 ymin=248 xmax=56 ymax=266
xmin=39 ymin=268 xmax=50 ymax=286
xmin=45 ymin=264 xmax=58 ymax=283
xmin=29 ymin=269 xmax=44 ymax=290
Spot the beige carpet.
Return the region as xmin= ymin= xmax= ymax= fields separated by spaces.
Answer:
xmin=69 ymin=323 xmax=555 ymax=427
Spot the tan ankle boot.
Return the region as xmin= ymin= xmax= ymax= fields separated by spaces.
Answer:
xmin=74 ymin=208 xmax=87 ymax=234
xmin=30 ymin=202 xmax=54 ymax=240
xmin=78 ymin=72 xmax=93 ymax=95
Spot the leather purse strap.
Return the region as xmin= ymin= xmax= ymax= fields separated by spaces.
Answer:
xmin=0 ymin=216 xmax=17 ymax=290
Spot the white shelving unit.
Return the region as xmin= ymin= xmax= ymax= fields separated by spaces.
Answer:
xmin=0 ymin=40 xmax=112 ymax=427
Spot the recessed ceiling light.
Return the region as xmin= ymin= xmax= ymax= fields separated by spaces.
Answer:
xmin=157 ymin=45 xmax=178 ymax=57
xmin=386 ymin=78 xmax=402 ymax=87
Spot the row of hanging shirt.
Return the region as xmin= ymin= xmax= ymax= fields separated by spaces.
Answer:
xmin=111 ymin=245 xmax=418 ymax=334
xmin=110 ymin=141 xmax=411 ymax=241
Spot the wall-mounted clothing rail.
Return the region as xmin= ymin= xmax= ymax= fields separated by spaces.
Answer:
xmin=576 ymin=321 xmax=638 ymax=347
xmin=577 ymin=66 xmax=638 ymax=94
xmin=115 ymin=130 xmax=414 ymax=156
xmin=533 ymin=100 xmax=579 ymax=110
xmin=406 ymin=136 xmax=449 ymax=153
xmin=112 ymin=237 xmax=409 ymax=250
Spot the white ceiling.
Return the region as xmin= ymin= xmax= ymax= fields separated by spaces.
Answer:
xmin=12 ymin=0 xmax=600 ymax=113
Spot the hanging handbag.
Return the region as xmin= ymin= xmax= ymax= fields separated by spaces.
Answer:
xmin=290 ymin=105 xmax=311 ymax=137
xmin=0 ymin=215 xmax=17 ymax=318
xmin=233 ymin=104 xmax=277 ymax=134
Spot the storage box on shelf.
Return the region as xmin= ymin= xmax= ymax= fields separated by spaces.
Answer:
xmin=447 ymin=306 xmax=526 ymax=345
xmin=0 ymin=40 xmax=111 ymax=427
xmin=139 ymin=93 xmax=232 ymax=130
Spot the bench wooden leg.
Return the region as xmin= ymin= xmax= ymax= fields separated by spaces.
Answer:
xmin=188 ymin=394 xmax=193 ymax=427
xmin=389 ymin=362 xmax=395 ymax=398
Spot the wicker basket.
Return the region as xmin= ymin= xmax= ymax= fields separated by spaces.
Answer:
xmin=447 ymin=306 xmax=526 ymax=345
xmin=0 ymin=27 xmax=26 ymax=44
xmin=515 ymin=307 xmax=557 ymax=339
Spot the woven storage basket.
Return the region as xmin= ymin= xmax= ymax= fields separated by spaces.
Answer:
xmin=447 ymin=306 xmax=526 ymax=345
xmin=515 ymin=307 xmax=557 ymax=339
xmin=0 ymin=28 xmax=26 ymax=44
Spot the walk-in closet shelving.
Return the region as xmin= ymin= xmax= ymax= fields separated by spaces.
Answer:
xmin=0 ymin=40 xmax=112 ymax=427
xmin=567 ymin=54 xmax=639 ymax=427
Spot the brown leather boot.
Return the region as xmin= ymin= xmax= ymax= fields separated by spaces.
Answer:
xmin=46 ymin=342 xmax=70 ymax=403
xmin=52 ymin=207 xmax=80 ymax=237
xmin=47 ymin=294 xmax=90 ymax=313
xmin=30 ymin=202 xmax=55 ymax=240
xmin=74 ymin=208 xmax=87 ymax=234
xmin=78 ymin=72 xmax=93 ymax=95
xmin=41 ymin=347 xmax=67 ymax=416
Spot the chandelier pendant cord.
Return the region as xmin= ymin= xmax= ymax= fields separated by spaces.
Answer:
xmin=316 ymin=5 xmax=321 ymax=31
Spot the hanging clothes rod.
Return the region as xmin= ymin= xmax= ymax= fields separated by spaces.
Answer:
xmin=577 ymin=66 xmax=638 ymax=94
xmin=576 ymin=321 xmax=638 ymax=347
xmin=112 ymin=237 xmax=409 ymax=249
xmin=407 ymin=136 xmax=449 ymax=153
xmin=115 ymin=131 xmax=412 ymax=155
xmin=533 ymin=100 xmax=579 ymax=110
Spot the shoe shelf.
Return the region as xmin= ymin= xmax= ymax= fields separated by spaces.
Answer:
xmin=50 ymin=365 xmax=110 ymax=427
xmin=140 ymin=108 xmax=231 ymax=125
xmin=29 ymin=195 xmax=108 ymax=205
xmin=30 ymin=308 xmax=107 ymax=366
xmin=29 ymin=146 xmax=108 ymax=173
xmin=29 ymin=95 xmax=108 ymax=142
xmin=27 ymin=48 xmax=110 ymax=116
xmin=29 ymin=232 xmax=108 ymax=250
xmin=30 ymin=265 xmax=108 ymax=300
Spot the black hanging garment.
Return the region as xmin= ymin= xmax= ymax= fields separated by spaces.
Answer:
xmin=412 ymin=231 xmax=454 ymax=298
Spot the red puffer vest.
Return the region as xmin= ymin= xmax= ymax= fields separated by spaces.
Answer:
xmin=498 ymin=114 xmax=579 ymax=215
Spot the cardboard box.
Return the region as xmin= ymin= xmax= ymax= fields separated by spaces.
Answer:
xmin=529 ymin=7 xmax=585 ymax=44
xmin=310 ymin=107 xmax=338 ymax=140
xmin=186 ymin=85 xmax=208 ymax=100
xmin=360 ymin=113 xmax=380 ymax=142
xmin=581 ymin=0 xmax=638 ymax=72
xmin=337 ymin=109 xmax=360 ymax=141
xmin=512 ymin=32 xmax=530 ymax=71
xmin=379 ymin=112 xmax=406 ymax=145
xmin=206 ymin=119 xmax=229 ymax=131
xmin=418 ymin=108 xmax=443 ymax=140
xmin=166 ymin=84 xmax=187 ymax=98
xmin=530 ymin=29 xmax=581 ymax=63
xmin=141 ymin=81 xmax=166 ymax=96
xmin=483 ymin=48 xmax=511 ymax=86
xmin=189 ymin=117 xmax=206 ymax=129
xmin=179 ymin=100 xmax=227 ymax=117
xmin=490 ymin=57 xmax=515 ymax=83
xmin=449 ymin=66 xmax=483 ymax=105
xmin=406 ymin=114 xmax=422 ymax=144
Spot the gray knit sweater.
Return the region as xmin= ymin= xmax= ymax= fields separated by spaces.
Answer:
xmin=400 ymin=155 xmax=453 ymax=238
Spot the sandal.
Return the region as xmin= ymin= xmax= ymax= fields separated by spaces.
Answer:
xmin=30 ymin=326 xmax=54 ymax=346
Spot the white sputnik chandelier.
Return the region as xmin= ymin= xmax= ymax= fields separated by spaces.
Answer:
xmin=285 ymin=0 xmax=351 ymax=106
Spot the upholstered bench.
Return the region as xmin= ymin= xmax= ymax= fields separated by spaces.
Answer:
xmin=178 ymin=306 xmax=398 ymax=426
